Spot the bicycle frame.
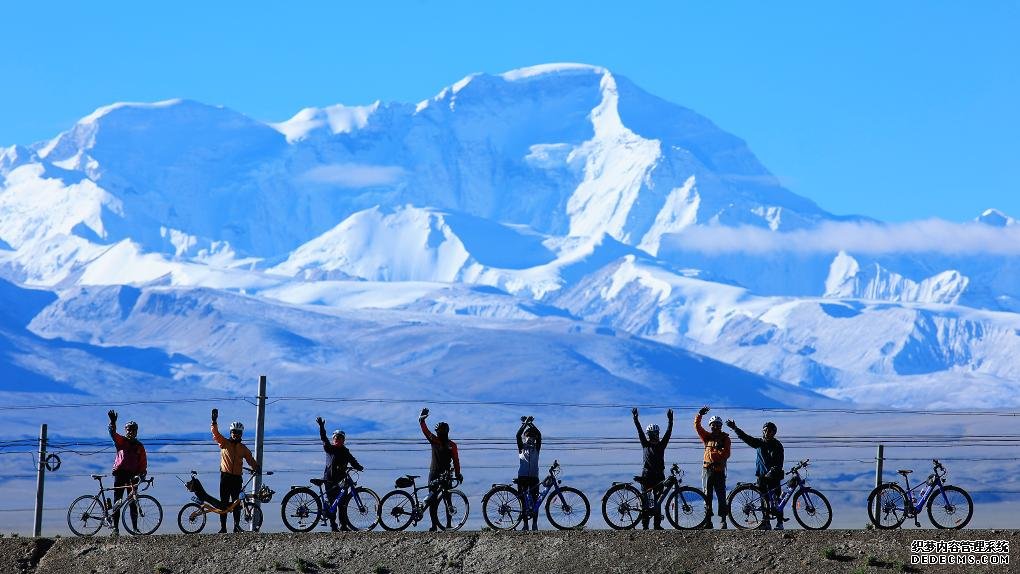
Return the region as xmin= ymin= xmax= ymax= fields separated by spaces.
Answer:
xmin=900 ymin=470 xmax=948 ymax=515
xmin=631 ymin=464 xmax=683 ymax=517
xmin=94 ymin=476 xmax=151 ymax=523
xmin=521 ymin=464 xmax=566 ymax=516
xmin=187 ymin=470 xmax=259 ymax=517
xmin=318 ymin=472 xmax=368 ymax=519
xmin=404 ymin=473 xmax=457 ymax=524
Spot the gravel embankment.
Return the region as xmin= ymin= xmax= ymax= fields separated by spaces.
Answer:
xmin=0 ymin=530 xmax=1015 ymax=574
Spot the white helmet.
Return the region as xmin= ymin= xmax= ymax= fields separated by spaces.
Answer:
xmin=708 ymin=416 xmax=722 ymax=426
xmin=331 ymin=429 xmax=345 ymax=440
xmin=646 ymin=423 xmax=660 ymax=434
xmin=229 ymin=421 xmax=244 ymax=433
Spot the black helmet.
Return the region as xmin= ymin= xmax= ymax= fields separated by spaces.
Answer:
xmin=762 ymin=421 xmax=777 ymax=433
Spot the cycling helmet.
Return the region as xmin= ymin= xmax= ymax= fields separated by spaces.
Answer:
xmin=708 ymin=416 xmax=722 ymax=426
xmin=762 ymin=421 xmax=777 ymax=433
xmin=331 ymin=429 xmax=345 ymax=440
xmin=124 ymin=420 xmax=138 ymax=431
xmin=645 ymin=423 xmax=660 ymax=434
xmin=229 ymin=421 xmax=244 ymax=433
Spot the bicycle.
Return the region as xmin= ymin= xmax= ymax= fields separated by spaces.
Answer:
xmin=481 ymin=460 xmax=591 ymax=530
xmin=867 ymin=459 xmax=973 ymax=529
xmin=176 ymin=467 xmax=275 ymax=533
xmin=67 ymin=474 xmax=163 ymax=536
xmin=601 ymin=463 xmax=710 ymax=529
xmin=727 ymin=458 xmax=833 ymax=530
xmin=378 ymin=471 xmax=469 ymax=531
xmin=279 ymin=469 xmax=381 ymax=532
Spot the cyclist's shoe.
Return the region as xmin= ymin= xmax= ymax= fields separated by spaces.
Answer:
xmin=428 ymin=525 xmax=439 ymax=532
xmin=218 ymin=526 xmax=227 ymax=534
xmin=703 ymin=520 xmax=713 ymax=529
xmin=233 ymin=524 xmax=243 ymax=533
xmin=720 ymin=518 xmax=728 ymax=529
xmin=775 ymin=519 xmax=784 ymax=530
xmin=110 ymin=527 xmax=120 ymax=537
xmin=761 ymin=521 xmax=772 ymax=530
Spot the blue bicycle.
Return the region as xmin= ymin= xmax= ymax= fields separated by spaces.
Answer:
xmin=727 ymin=459 xmax=833 ymax=530
xmin=482 ymin=460 xmax=590 ymax=530
xmin=279 ymin=469 xmax=381 ymax=532
xmin=867 ymin=459 xmax=973 ymax=529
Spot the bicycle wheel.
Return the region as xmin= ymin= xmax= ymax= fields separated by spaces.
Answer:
xmin=665 ymin=486 xmax=709 ymax=529
xmin=482 ymin=486 xmax=523 ymax=530
xmin=546 ymin=486 xmax=590 ymax=530
xmin=727 ymin=483 xmax=767 ymax=529
xmin=792 ymin=487 xmax=832 ymax=530
xmin=242 ymin=502 xmax=263 ymax=532
xmin=927 ymin=485 xmax=973 ymax=530
xmin=280 ymin=487 xmax=322 ymax=533
xmin=867 ymin=484 xmax=908 ymax=529
xmin=177 ymin=503 xmax=207 ymax=534
xmin=343 ymin=487 xmax=381 ymax=531
xmin=67 ymin=495 xmax=106 ymax=537
xmin=437 ymin=489 xmax=469 ymax=531
xmin=378 ymin=490 xmax=415 ymax=531
xmin=601 ymin=484 xmax=642 ymax=530
xmin=121 ymin=494 xmax=163 ymax=535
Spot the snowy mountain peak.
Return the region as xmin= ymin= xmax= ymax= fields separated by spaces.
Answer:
xmin=977 ymin=208 xmax=1016 ymax=227
xmin=270 ymin=102 xmax=381 ymax=142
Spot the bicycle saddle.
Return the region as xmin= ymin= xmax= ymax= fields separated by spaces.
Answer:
xmin=897 ymin=469 xmax=912 ymax=475
xmin=309 ymin=478 xmax=325 ymax=487
xmin=90 ymin=474 xmax=104 ymax=480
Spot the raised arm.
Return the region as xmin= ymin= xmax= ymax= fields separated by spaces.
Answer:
xmin=632 ymin=408 xmax=648 ymax=445
xmin=316 ymin=417 xmax=332 ymax=453
xmin=516 ymin=421 xmax=526 ymax=451
xmin=661 ymin=409 xmax=674 ymax=445
xmin=694 ymin=407 xmax=710 ymax=442
xmin=729 ymin=422 xmax=762 ymax=449
xmin=532 ymin=425 xmax=542 ymax=452
xmin=211 ymin=408 xmax=228 ymax=447
xmin=107 ymin=410 xmax=123 ymax=444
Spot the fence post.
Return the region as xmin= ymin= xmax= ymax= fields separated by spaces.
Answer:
xmin=872 ymin=443 xmax=885 ymax=525
xmin=251 ymin=375 xmax=267 ymax=531
xmin=33 ymin=424 xmax=47 ymax=537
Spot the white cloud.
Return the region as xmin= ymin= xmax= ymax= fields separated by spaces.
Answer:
xmin=663 ymin=219 xmax=1020 ymax=255
xmin=300 ymin=163 xmax=405 ymax=188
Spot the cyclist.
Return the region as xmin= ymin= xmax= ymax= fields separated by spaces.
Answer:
xmin=726 ymin=418 xmax=785 ymax=529
xmin=632 ymin=407 xmax=673 ymax=530
xmin=106 ymin=410 xmax=147 ymax=536
xmin=315 ymin=416 xmax=364 ymax=531
xmin=515 ymin=415 xmax=542 ymax=531
xmin=695 ymin=406 xmax=731 ymax=529
xmin=211 ymin=408 xmax=259 ymax=533
xmin=419 ymin=407 xmax=463 ymax=531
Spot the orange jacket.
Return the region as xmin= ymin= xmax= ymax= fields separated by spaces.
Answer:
xmin=211 ymin=423 xmax=257 ymax=476
xmin=694 ymin=413 xmax=731 ymax=472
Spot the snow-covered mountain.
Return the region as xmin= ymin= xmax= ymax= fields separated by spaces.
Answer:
xmin=2 ymin=62 xmax=1019 ymax=415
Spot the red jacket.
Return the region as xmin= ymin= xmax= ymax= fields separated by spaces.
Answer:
xmin=110 ymin=428 xmax=147 ymax=475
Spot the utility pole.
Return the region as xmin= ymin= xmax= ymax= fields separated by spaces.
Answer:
xmin=252 ymin=375 xmax=267 ymax=532
xmin=873 ymin=443 xmax=885 ymax=526
xmin=33 ymin=424 xmax=47 ymax=537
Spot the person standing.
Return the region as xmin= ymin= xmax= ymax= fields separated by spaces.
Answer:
xmin=107 ymin=410 xmax=147 ymax=536
xmin=211 ymin=408 xmax=259 ymax=533
xmin=315 ymin=416 xmax=364 ymax=531
xmin=726 ymin=418 xmax=785 ymax=529
xmin=515 ymin=416 xmax=542 ymax=531
xmin=419 ymin=408 xmax=463 ymax=531
xmin=695 ymin=406 xmax=731 ymax=529
xmin=632 ymin=407 xmax=673 ymax=530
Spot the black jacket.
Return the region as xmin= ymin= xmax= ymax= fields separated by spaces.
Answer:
xmin=634 ymin=416 xmax=673 ymax=482
xmin=319 ymin=426 xmax=363 ymax=483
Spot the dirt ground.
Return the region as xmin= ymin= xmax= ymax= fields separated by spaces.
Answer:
xmin=0 ymin=529 xmax=1015 ymax=574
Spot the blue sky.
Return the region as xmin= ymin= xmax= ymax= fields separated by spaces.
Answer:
xmin=2 ymin=1 xmax=1017 ymax=222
